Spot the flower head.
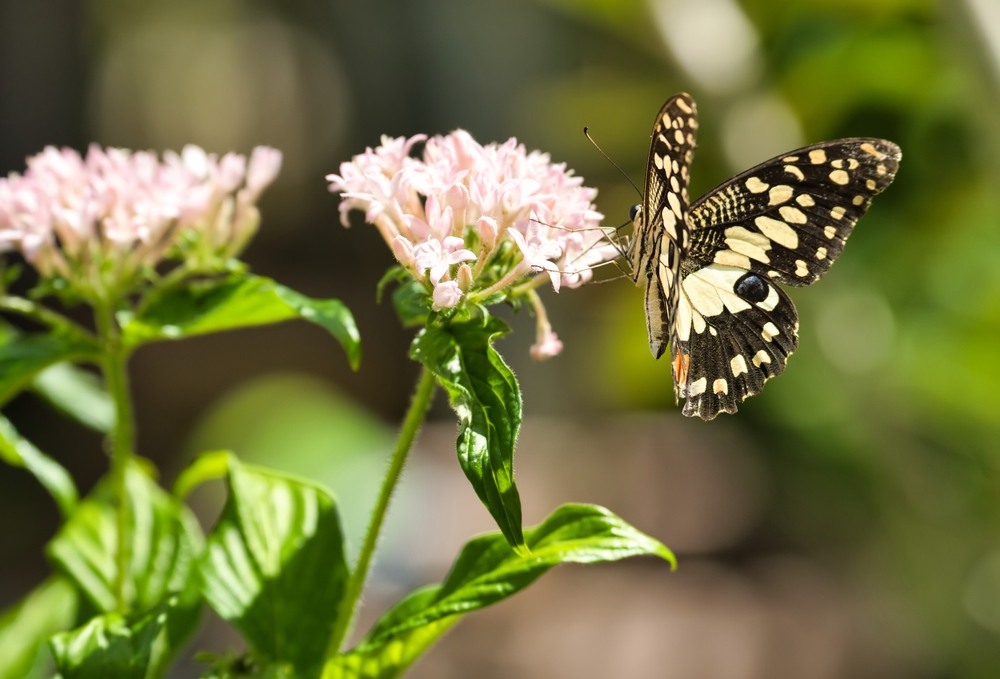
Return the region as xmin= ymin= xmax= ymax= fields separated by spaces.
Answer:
xmin=327 ymin=130 xmax=617 ymax=357
xmin=0 ymin=144 xmax=281 ymax=299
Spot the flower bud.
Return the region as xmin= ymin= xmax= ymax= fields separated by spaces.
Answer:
xmin=391 ymin=235 xmax=415 ymax=268
xmin=432 ymin=280 xmax=463 ymax=310
xmin=477 ymin=216 xmax=497 ymax=254
xmin=457 ymin=263 xmax=473 ymax=292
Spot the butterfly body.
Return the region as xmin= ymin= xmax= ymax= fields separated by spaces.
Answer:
xmin=631 ymin=93 xmax=901 ymax=420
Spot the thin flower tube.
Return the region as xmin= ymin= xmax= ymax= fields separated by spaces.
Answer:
xmin=327 ymin=130 xmax=617 ymax=359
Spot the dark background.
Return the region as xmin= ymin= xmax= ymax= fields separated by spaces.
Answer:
xmin=3 ymin=0 xmax=1000 ymax=677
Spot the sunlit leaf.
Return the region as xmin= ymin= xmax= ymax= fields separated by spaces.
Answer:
xmin=0 ymin=577 xmax=78 ymax=679
xmin=173 ymin=450 xmax=232 ymax=500
xmin=320 ymin=618 xmax=458 ymax=679
xmin=49 ymin=597 xmax=178 ymax=679
xmin=46 ymin=462 xmax=204 ymax=657
xmin=0 ymin=333 xmax=100 ymax=406
xmin=0 ymin=415 xmax=78 ymax=519
xmin=410 ymin=316 xmax=525 ymax=550
xmin=122 ymin=274 xmax=361 ymax=369
xmin=328 ymin=504 xmax=674 ymax=678
xmin=32 ymin=362 xmax=114 ymax=433
xmin=200 ymin=455 xmax=348 ymax=678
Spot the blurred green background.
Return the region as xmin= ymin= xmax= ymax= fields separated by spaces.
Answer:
xmin=3 ymin=0 xmax=1000 ymax=676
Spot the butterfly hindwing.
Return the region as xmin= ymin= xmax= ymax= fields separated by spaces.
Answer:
xmin=633 ymin=93 xmax=698 ymax=362
xmin=686 ymin=139 xmax=901 ymax=286
xmin=670 ymin=266 xmax=799 ymax=420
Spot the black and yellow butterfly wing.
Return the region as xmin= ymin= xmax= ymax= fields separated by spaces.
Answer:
xmin=631 ymin=93 xmax=698 ymax=406
xmin=632 ymin=94 xmax=902 ymax=420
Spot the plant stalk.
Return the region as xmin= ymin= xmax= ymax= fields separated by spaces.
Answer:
xmin=95 ymin=302 xmax=135 ymax=612
xmin=327 ymin=365 xmax=437 ymax=656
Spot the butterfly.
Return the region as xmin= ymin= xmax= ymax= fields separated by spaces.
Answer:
xmin=629 ymin=93 xmax=901 ymax=420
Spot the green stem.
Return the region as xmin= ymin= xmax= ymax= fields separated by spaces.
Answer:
xmin=0 ymin=295 xmax=97 ymax=341
xmin=327 ymin=366 xmax=437 ymax=656
xmin=95 ymin=302 xmax=135 ymax=613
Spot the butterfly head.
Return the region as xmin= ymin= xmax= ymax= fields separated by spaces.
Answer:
xmin=628 ymin=203 xmax=641 ymax=224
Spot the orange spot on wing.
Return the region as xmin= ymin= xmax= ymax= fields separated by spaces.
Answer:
xmin=672 ymin=350 xmax=690 ymax=385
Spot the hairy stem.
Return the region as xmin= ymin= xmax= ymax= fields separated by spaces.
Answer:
xmin=327 ymin=366 xmax=437 ymax=656
xmin=95 ymin=302 xmax=134 ymax=612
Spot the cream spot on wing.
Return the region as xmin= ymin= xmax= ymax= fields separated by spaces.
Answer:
xmin=877 ymin=164 xmax=887 ymax=175
xmin=783 ymin=156 xmax=799 ymax=162
xmin=714 ymin=249 xmax=751 ymax=269
xmin=755 ymin=216 xmax=799 ymax=249
xmin=752 ymin=349 xmax=771 ymax=367
xmin=725 ymin=226 xmax=771 ymax=263
xmin=796 ymin=194 xmax=815 ymax=207
xmin=670 ymin=176 xmax=680 ymax=193
xmin=745 ymin=176 xmax=769 ymax=194
xmin=688 ymin=117 xmax=698 ymax=128
xmin=661 ymin=114 xmax=672 ymax=128
xmin=860 ymin=142 xmax=882 ymax=157
xmin=785 ymin=165 xmax=805 ymax=181
xmin=795 ymin=260 xmax=809 ymax=277
xmin=816 ymin=247 xmax=827 ymax=260
xmin=848 ymin=158 xmax=860 ymax=169
xmin=682 ymin=187 xmax=689 ymax=204
xmin=668 ymin=192 xmax=682 ymax=219
xmin=830 ymin=206 xmax=846 ymax=220
xmin=662 ymin=208 xmax=678 ymax=239
xmin=692 ymin=309 xmax=706 ymax=334
xmin=831 ymin=159 xmax=844 ymax=168
xmin=687 ymin=133 xmax=695 ymax=145
xmin=672 ymin=159 xmax=679 ymax=174
xmin=709 ymin=326 xmax=718 ymax=336
xmin=779 ymin=206 xmax=808 ymax=224
xmin=676 ymin=292 xmax=692 ymax=341
xmin=768 ymin=270 xmax=780 ymax=278
xmin=853 ymin=195 xmax=864 ymax=205
xmin=824 ymin=225 xmax=837 ymax=239
xmin=809 ymin=149 xmax=827 ymax=164
xmin=674 ymin=129 xmax=685 ymax=145
xmin=675 ymin=97 xmax=693 ymax=113
xmin=829 ymin=169 xmax=850 ymax=185
xmin=683 ymin=265 xmax=753 ymax=317
xmin=731 ymin=355 xmax=748 ymax=376
xmin=866 ymin=179 xmax=877 ymax=190
xmin=768 ymin=185 xmax=794 ymax=205
xmin=689 ymin=377 xmax=707 ymax=396
xmin=713 ymin=378 xmax=729 ymax=395
xmin=762 ymin=322 xmax=780 ymax=342
xmin=654 ymin=154 xmax=663 ymax=170
xmin=757 ymin=284 xmax=779 ymax=311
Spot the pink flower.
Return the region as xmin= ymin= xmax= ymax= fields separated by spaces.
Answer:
xmin=530 ymin=331 xmax=563 ymax=361
xmin=328 ymin=129 xmax=615 ymax=359
xmin=432 ymin=280 xmax=463 ymax=310
xmin=0 ymin=143 xmax=282 ymax=297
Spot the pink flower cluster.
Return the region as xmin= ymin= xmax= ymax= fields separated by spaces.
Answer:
xmin=0 ymin=144 xmax=282 ymax=296
xmin=327 ymin=131 xmax=617 ymax=359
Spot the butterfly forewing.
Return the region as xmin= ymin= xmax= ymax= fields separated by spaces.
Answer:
xmin=686 ymin=139 xmax=901 ymax=285
xmin=633 ymin=93 xmax=698 ymax=364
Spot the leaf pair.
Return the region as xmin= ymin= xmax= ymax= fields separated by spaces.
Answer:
xmin=326 ymin=504 xmax=676 ymax=679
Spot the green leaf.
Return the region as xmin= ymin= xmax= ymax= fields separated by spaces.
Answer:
xmin=0 ymin=577 xmax=78 ymax=679
xmin=173 ymin=450 xmax=232 ymax=500
xmin=0 ymin=333 xmax=100 ymax=406
xmin=320 ymin=618 xmax=458 ymax=679
xmin=329 ymin=504 xmax=674 ymax=679
xmin=46 ymin=463 xmax=204 ymax=658
xmin=122 ymin=274 xmax=361 ymax=369
xmin=200 ymin=455 xmax=348 ymax=678
xmin=49 ymin=597 xmax=178 ymax=679
xmin=32 ymin=362 xmax=115 ymax=433
xmin=0 ymin=414 xmax=78 ymax=518
xmin=391 ymin=280 xmax=431 ymax=328
xmin=410 ymin=316 xmax=525 ymax=549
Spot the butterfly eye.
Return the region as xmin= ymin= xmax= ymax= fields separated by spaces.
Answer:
xmin=628 ymin=204 xmax=641 ymax=222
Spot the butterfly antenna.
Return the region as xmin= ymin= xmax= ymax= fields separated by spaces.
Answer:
xmin=584 ymin=127 xmax=643 ymax=199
